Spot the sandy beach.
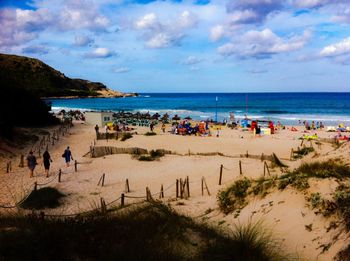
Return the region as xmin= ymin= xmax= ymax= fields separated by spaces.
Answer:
xmin=0 ymin=120 xmax=349 ymax=260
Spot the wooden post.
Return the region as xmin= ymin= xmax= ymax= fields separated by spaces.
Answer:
xmin=300 ymin=139 xmax=304 ymax=147
xmin=201 ymin=177 xmax=204 ymax=196
xmin=6 ymin=162 xmax=10 ymax=173
xmin=188 ymin=149 xmax=191 ymax=156
xmin=246 ymin=151 xmax=249 ymax=158
xmin=203 ymin=177 xmax=210 ymax=196
xmin=290 ymin=148 xmax=294 ymax=160
xmin=159 ymin=184 xmax=164 ymax=199
xmin=264 ymin=162 xmax=271 ymax=176
xmin=121 ymin=193 xmax=125 ymax=207
xmin=180 ymin=178 xmax=183 ymax=199
xmin=219 ymin=164 xmax=223 ymax=185
xmin=261 ymin=153 xmax=264 ymax=162
xmin=146 ymin=187 xmax=152 ymax=201
xmin=34 ymin=182 xmax=37 ymax=191
xmin=125 ymin=179 xmax=130 ymax=193
xmin=176 ymin=179 xmax=179 ymax=198
xmin=239 ymin=160 xmax=242 ymax=175
xmin=100 ymin=198 xmax=106 ymax=214
xmin=19 ymin=154 xmax=24 ymax=167
xmin=74 ymin=160 xmax=78 ymax=172
xmin=186 ymin=176 xmax=190 ymax=198
xmin=58 ymin=169 xmax=62 ymax=182
xmin=102 ymin=173 xmax=105 ymax=187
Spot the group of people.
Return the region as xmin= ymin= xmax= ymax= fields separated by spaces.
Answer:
xmin=170 ymin=120 xmax=211 ymax=136
xmin=26 ymin=146 xmax=73 ymax=178
xmin=300 ymin=120 xmax=325 ymax=130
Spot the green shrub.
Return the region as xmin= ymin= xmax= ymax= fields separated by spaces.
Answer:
xmin=20 ymin=187 xmax=64 ymax=209
xmin=120 ymin=132 xmax=133 ymax=141
xmin=138 ymin=155 xmax=155 ymax=161
xmin=202 ymin=221 xmax=291 ymax=261
xmin=218 ymin=178 xmax=251 ymax=214
xmin=144 ymin=132 xmax=157 ymax=136
xmin=150 ymin=149 xmax=165 ymax=158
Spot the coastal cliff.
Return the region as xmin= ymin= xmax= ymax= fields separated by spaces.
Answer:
xmin=0 ymin=53 xmax=137 ymax=98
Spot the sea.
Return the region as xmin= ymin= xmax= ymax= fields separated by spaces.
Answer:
xmin=49 ymin=92 xmax=350 ymax=125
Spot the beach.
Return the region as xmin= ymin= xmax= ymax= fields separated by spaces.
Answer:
xmin=1 ymin=118 xmax=349 ymax=260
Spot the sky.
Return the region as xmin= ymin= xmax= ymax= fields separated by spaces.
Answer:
xmin=0 ymin=0 xmax=349 ymax=93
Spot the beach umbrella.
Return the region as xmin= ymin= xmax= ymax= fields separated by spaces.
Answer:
xmin=151 ymin=113 xmax=160 ymax=119
xmin=184 ymin=116 xmax=192 ymax=120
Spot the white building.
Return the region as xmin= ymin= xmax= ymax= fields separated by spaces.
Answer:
xmin=84 ymin=111 xmax=114 ymax=127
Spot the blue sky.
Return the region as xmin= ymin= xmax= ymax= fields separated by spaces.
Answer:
xmin=0 ymin=0 xmax=349 ymax=93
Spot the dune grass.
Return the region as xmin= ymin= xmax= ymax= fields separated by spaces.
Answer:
xmin=19 ymin=187 xmax=65 ymax=209
xmin=120 ymin=132 xmax=133 ymax=141
xmin=0 ymin=202 xmax=292 ymax=261
xmin=144 ymin=132 xmax=157 ymax=136
xmin=138 ymin=149 xmax=165 ymax=161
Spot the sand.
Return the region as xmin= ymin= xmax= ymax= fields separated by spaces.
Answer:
xmin=0 ymin=121 xmax=349 ymax=260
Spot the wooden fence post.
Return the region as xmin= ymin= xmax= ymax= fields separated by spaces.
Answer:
xmin=121 ymin=193 xmax=125 ymax=207
xmin=239 ymin=160 xmax=242 ymax=175
xmin=176 ymin=179 xmax=179 ymax=198
xmin=125 ymin=179 xmax=130 ymax=193
xmin=186 ymin=176 xmax=190 ymax=198
xmin=159 ymin=184 xmax=164 ymax=199
xmin=246 ymin=151 xmax=249 ymax=158
xmin=201 ymin=177 xmax=204 ymax=196
xmin=261 ymin=153 xmax=264 ymax=162
xmin=264 ymin=162 xmax=271 ymax=177
xmin=180 ymin=178 xmax=183 ymax=199
xmin=219 ymin=164 xmax=223 ymax=185
xmin=19 ymin=155 xmax=24 ymax=167
xmin=58 ymin=169 xmax=62 ymax=182
xmin=290 ymin=148 xmax=294 ymax=160
xmin=74 ymin=160 xmax=78 ymax=172
xmin=102 ymin=173 xmax=105 ymax=187
xmin=6 ymin=162 xmax=10 ymax=173
xmin=100 ymin=198 xmax=106 ymax=214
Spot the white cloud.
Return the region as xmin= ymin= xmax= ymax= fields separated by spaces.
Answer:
xmin=133 ymin=10 xmax=197 ymax=49
xmin=210 ymin=25 xmax=225 ymax=42
xmin=135 ymin=13 xmax=159 ymax=30
xmin=85 ymin=47 xmax=115 ymax=58
xmin=319 ymin=37 xmax=350 ymax=57
xmin=74 ymin=35 xmax=94 ymax=46
xmin=181 ymin=55 xmax=203 ymax=65
xmin=113 ymin=67 xmax=130 ymax=73
xmin=218 ymin=28 xmax=311 ymax=58
xmin=332 ymin=8 xmax=350 ymax=24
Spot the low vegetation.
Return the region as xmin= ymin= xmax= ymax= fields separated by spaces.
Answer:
xmin=218 ymin=159 xmax=350 ymax=215
xmin=138 ymin=149 xmax=165 ymax=161
xmin=144 ymin=132 xmax=157 ymax=136
xmin=120 ymin=132 xmax=133 ymax=141
xmin=0 ymin=202 xmax=292 ymax=261
xmin=20 ymin=187 xmax=65 ymax=209
xmin=292 ymin=147 xmax=315 ymax=159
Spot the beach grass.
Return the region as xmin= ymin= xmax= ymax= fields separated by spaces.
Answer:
xmin=144 ymin=132 xmax=157 ymax=136
xmin=0 ymin=202 xmax=292 ymax=261
xmin=19 ymin=187 xmax=65 ymax=209
xmin=120 ymin=132 xmax=133 ymax=141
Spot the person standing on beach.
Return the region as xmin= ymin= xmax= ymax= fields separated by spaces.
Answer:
xmin=62 ymin=146 xmax=73 ymax=167
xmin=43 ymin=150 xmax=52 ymax=178
xmin=94 ymin=124 xmax=99 ymax=137
xmin=26 ymin=151 xmax=37 ymax=178
xmin=161 ymin=123 xmax=166 ymax=133
xmin=150 ymin=122 xmax=154 ymax=132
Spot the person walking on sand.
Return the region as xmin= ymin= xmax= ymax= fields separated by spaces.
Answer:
xmin=43 ymin=149 xmax=52 ymax=178
xmin=26 ymin=151 xmax=37 ymax=178
xmin=161 ymin=123 xmax=166 ymax=133
xmin=62 ymin=146 xmax=73 ymax=167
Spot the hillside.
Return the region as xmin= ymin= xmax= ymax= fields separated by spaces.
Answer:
xmin=0 ymin=53 xmax=136 ymax=98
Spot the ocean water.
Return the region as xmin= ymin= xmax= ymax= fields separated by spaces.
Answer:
xmin=49 ymin=93 xmax=350 ymax=125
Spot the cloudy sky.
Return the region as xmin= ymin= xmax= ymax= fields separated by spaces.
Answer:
xmin=0 ymin=0 xmax=349 ymax=92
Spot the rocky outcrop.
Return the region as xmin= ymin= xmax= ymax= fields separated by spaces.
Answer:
xmin=0 ymin=53 xmax=137 ymax=98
